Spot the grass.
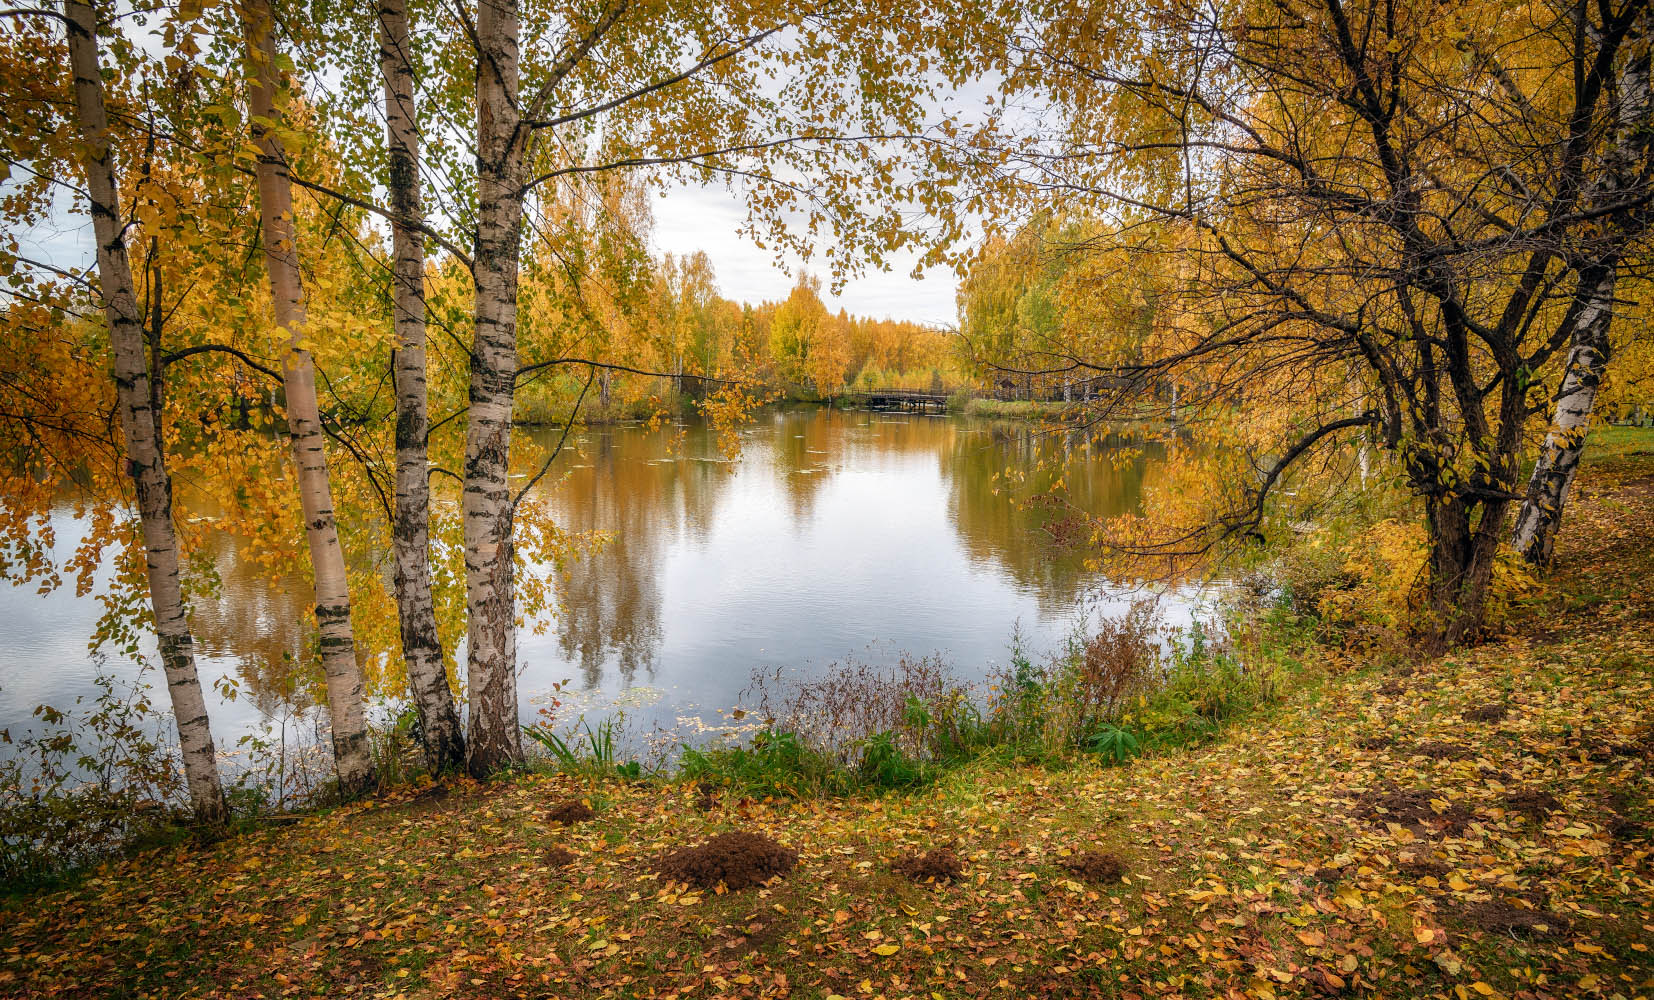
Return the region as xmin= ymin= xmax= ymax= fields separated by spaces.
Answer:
xmin=2 ymin=455 xmax=1652 ymax=998
xmin=1583 ymin=422 xmax=1654 ymax=463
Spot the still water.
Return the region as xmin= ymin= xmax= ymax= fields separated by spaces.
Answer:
xmin=0 ymin=407 xmax=1208 ymax=767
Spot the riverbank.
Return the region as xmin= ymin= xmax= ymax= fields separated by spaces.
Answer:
xmin=4 ymin=444 xmax=1651 ymax=996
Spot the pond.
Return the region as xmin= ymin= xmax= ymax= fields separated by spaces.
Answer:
xmin=0 ymin=407 xmax=1215 ymax=772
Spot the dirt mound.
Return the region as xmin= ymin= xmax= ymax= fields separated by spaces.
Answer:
xmin=893 ymin=846 xmax=963 ymax=883
xmin=1397 ymin=857 xmax=1449 ymax=879
xmin=1377 ymin=680 xmax=1407 ymax=696
xmin=1463 ymin=702 xmax=1510 ymax=723
xmin=1411 ymin=740 xmax=1474 ymax=760
xmin=1502 ymin=788 xmax=1561 ymax=819
xmin=1356 ymin=735 xmax=1395 ymax=750
xmin=655 ymin=832 xmax=798 ymax=890
xmin=1062 ymin=850 xmax=1126 ymax=883
xmin=546 ymin=800 xmax=595 ymax=826
xmin=1603 ymin=791 xmax=1645 ymax=840
xmin=544 ymin=846 xmax=577 ymax=868
xmin=1563 ymin=729 xmax=1651 ymax=762
xmin=1454 ymin=899 xmax=1571 ymax=937
xmin=1354 ymin=787 xmax=1473 ymax=834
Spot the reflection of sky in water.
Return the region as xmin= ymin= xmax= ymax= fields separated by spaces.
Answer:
xmin=0 ymin=408 xmax=1217 ymax=762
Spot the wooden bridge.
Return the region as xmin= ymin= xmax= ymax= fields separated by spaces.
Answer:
xmin=857 ymin=389 xmax=951 ymax=413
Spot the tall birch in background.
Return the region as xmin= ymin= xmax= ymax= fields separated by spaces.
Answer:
xmin=63 ymin=0 xmax=227 ymax=822
xmin=378 ymin=0 xmax=464 ymax=774
xmin=1513 ymin=12 xmax=1654 ymax=565
xmin=241 ymin=0 xmax=376 ymax=796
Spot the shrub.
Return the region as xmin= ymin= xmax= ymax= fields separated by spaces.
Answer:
xmin=681 ymin=604 xmax=1299 ymax=796
xmin=679 ymin=730 xmax=849 ymax=798
xmin=1 ymin=670 xmax=188 ymax=889
xmin=742 ymin=653 xmax=978 ymax=769
xmin=856 ymin=731 xmax=930 ymax=789
xmin=985 ymin=601 xmax=1164 ymax=758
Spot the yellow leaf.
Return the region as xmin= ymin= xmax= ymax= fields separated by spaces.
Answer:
xmin=1448 ymin=875 xmax=1471 ymax=891
xmin=872 ymin=943 xmax=901 ymax=956
xmin=1471 ymin=983 xmax=1494 ymax=996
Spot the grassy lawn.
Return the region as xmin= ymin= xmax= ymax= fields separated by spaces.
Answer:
xmin=3 ymin=458 xmax=1651 ymax=999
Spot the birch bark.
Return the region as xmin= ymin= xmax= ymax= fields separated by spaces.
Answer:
xmin=65 ymin=0 xmax=227 ymax=820
xmin=463 ymin=0 xmax=528 ymax=776
xmin=378 ymin=0 xmax=464 ymax=773
xmin=1513 ymin=18 xmax=1651 ymax=563
xmin=1511 ymin=263 xmax=1616 ymax=563
xmin=242 ymin=0 xmax=376 ymax=796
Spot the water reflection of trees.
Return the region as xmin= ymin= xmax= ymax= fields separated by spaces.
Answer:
xmin=179 ymin=503 xmax=317 ymax=718
xmin=534 ymin=423 xmax=732 ymax=689
xmin=944 ymin=422 xmax=1163 ymax=614
xmin=166 ymin=411 xmax=1167 ymax=709
xmin=769 ymin=407 xmax=843 ymax=521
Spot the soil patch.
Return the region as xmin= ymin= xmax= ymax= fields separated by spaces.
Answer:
xmin=1502 ymin=789 xmax=1561 ymax=820
xmin=1061 ymin=850 xmax=1126 ymax=883
xmin=1453 ymin=899 xmax=1571 ymax=937
xmin=546 ymin=800 xmax=595 ymax=826
xmin=1603 ymin=791 xmax=1645 ymax=840
xmin=893 ymin=846 xmax=964 ymax=883
xmin=1356 ymin=735 xmax=1395 ymax=751
xmin=1397 ymin=857 xmax=1449 ymax=879
xmin=544 ymin=846 xmax=576 ymax=868
xmin=1411 ymin=741 xmax=1474 ymax=760
xmin=1463 ymin=703 xmax=1510 ymax=723
xmin=1354 ymin=787 xmax=1473 ymax=835
xmin=1377 ymin=680 xmax=1407 ymax=696
xmin=656 ymin=832 xmax=798 ymax=890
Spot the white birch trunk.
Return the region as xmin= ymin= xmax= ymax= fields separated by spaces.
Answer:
xmin=1512 ymin=265 xmax=1615 ymax=564
xmin=378 ymin=0 xmax=464 ymax=774
xmin=242 ymin=0 xmax=376 ymax=796
xmin=65 ymin=0 xmax=227 ymax=822
xmin=464 ymin=0 xmax=527 ymax=776
xmin=1512 ymin=24 xmax=1651 ymax=564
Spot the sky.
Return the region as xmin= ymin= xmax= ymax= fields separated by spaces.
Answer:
xmin=648 ymin=179 xmax=962 ymax=327
xmin=22 ymin=177 xmax=963 ymax=328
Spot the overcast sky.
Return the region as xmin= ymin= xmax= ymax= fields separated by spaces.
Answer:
xmin=650 ymin=179 xmax=962 ymax=327
xmin=25 ymin=177 xmax=962 ymax=327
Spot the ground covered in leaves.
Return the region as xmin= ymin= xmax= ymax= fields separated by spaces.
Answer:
xmin=3 ymin=459 xmax=1652 ymax=999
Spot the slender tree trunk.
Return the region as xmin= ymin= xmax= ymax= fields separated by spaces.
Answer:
xmin=1512 ymin=264 xmax=1616 ymax=565
xmin=1512 ymin=23 xmax=1651 ymax=564
xmin=378 ymin=0 xmax=464 ymax=774
xmin=464 ymin=0 xmax=528 ymax=776
xmin=242 ymin=0 xmax=376 ymax=797
xmin=65 ymin=0 xmax=226 ymax=822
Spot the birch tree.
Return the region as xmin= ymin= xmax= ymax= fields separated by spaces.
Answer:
xmin=241 ymin=0 xmax=376 ymax=796
xmin=62 ymin=0 xmax=227 ymax=822
xmin=378 ymin=0 xmax=464 ymax=774
xmin=1512 ymin=9 xmax=1654 ymax=565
